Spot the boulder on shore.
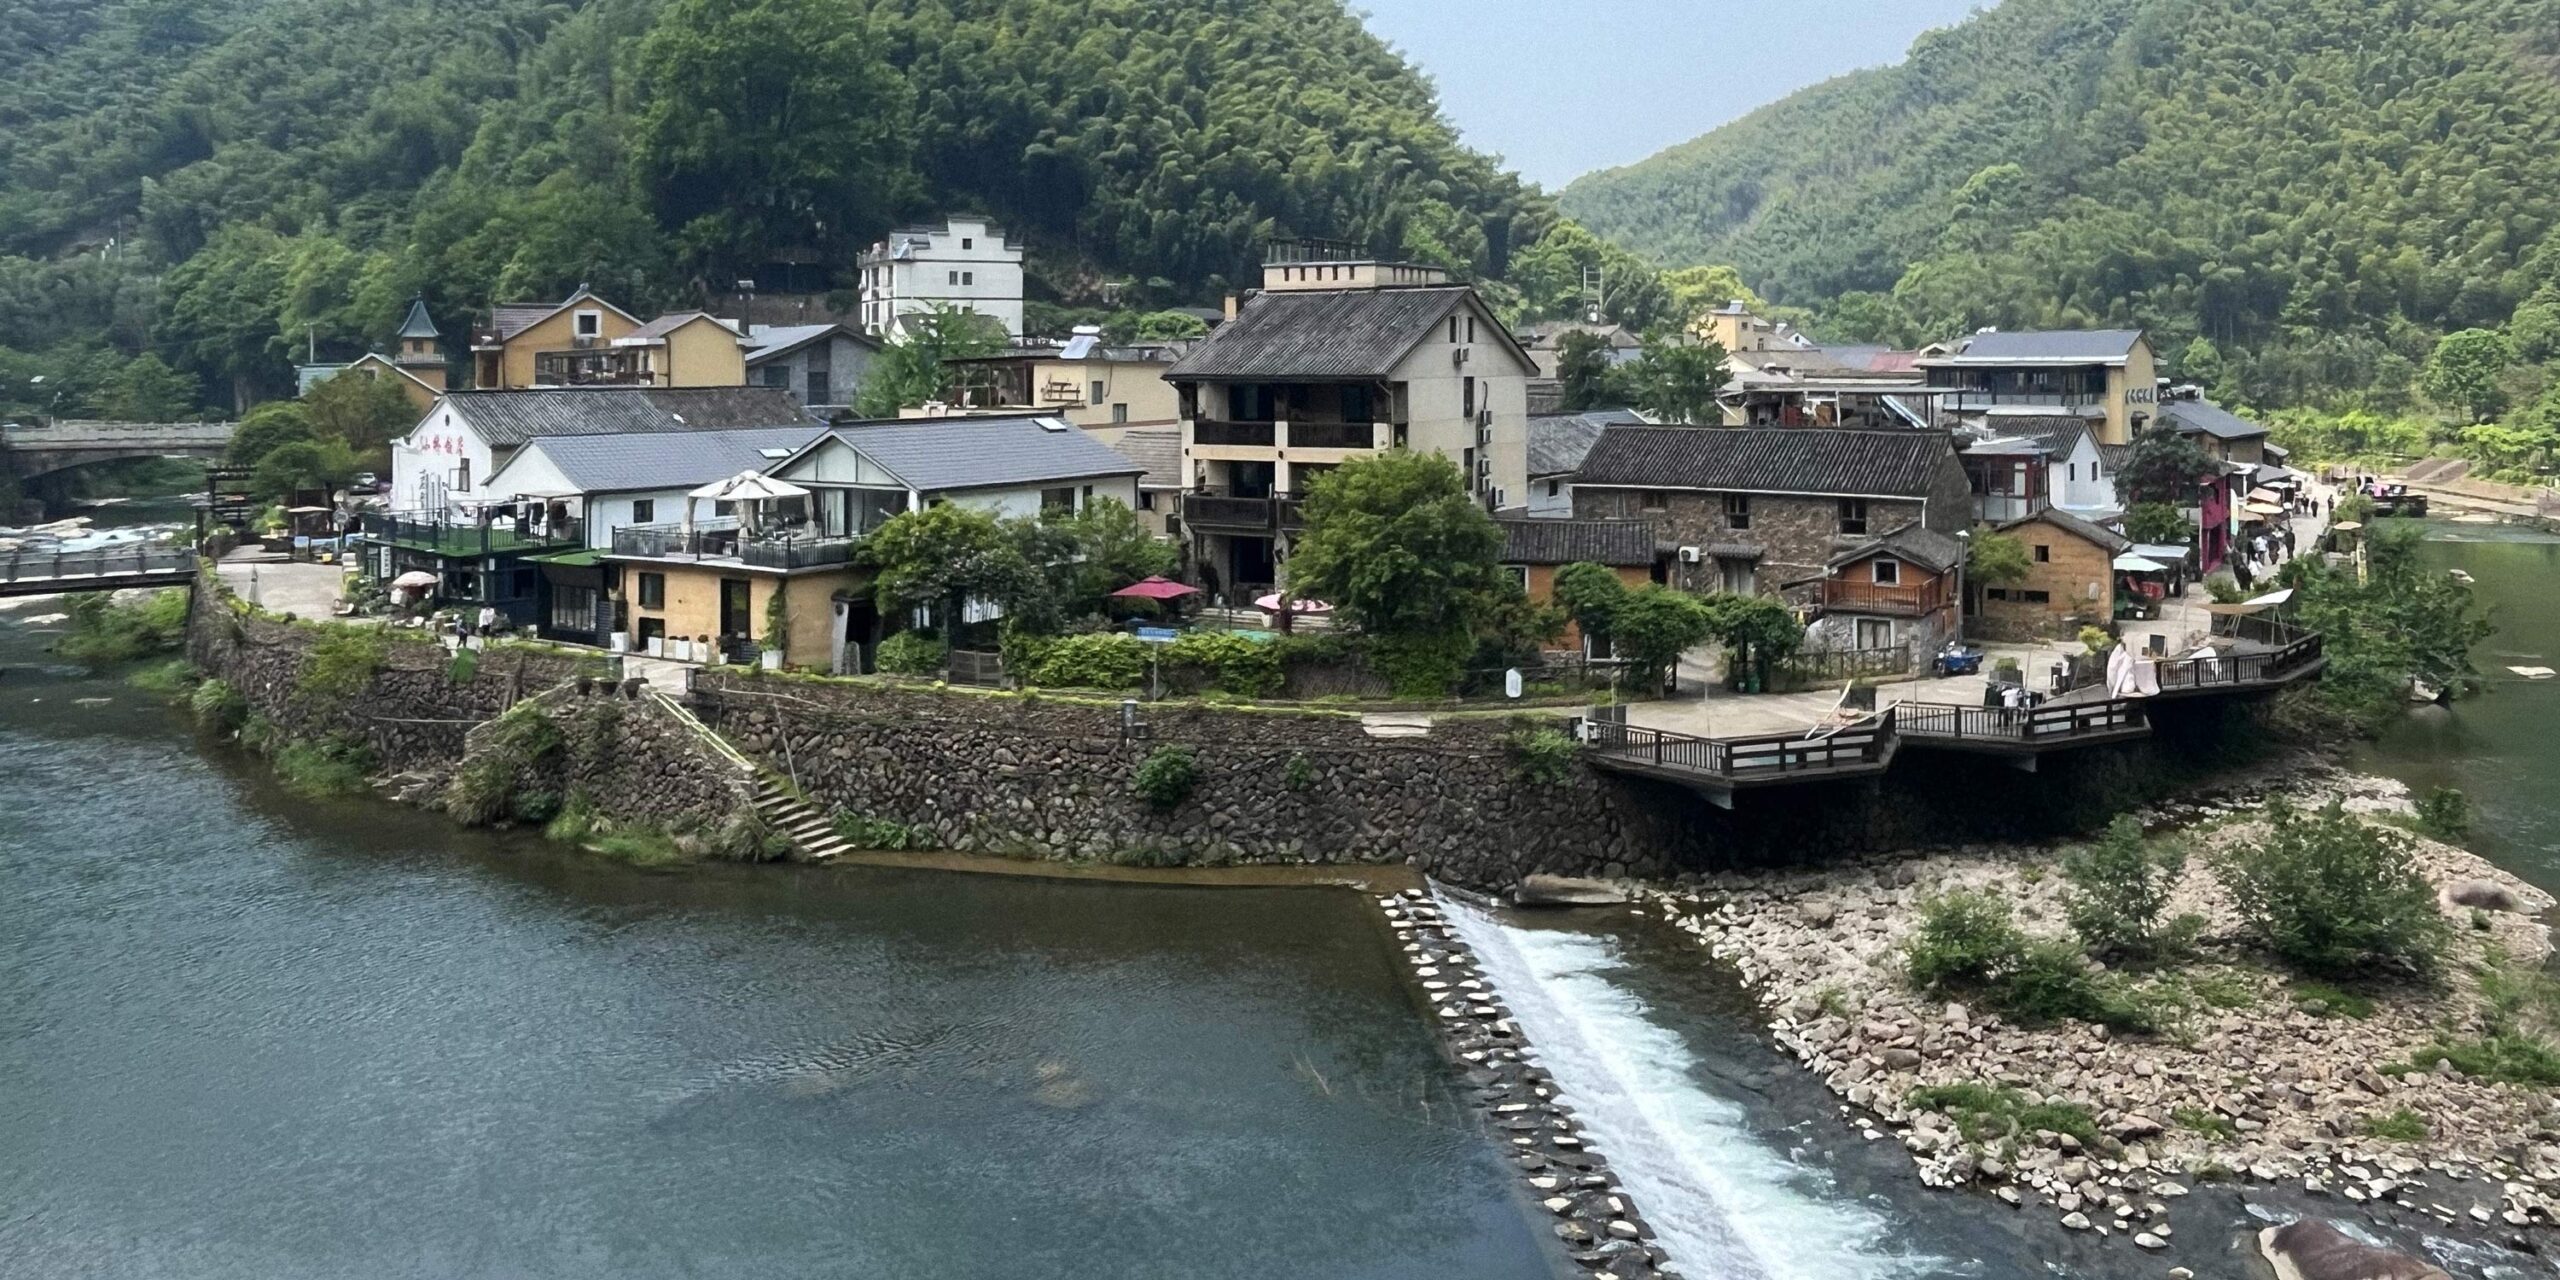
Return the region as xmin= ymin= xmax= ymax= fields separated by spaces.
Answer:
xmin=2445 ymin=878 xmax=2525 ymax=912
xmin=1513 ymin=875 xmax=1629 ymax=908
xmin=2257 ymin=1221 xmax=2451 ymax=1280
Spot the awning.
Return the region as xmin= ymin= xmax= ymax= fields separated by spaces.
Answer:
xmin=2131 ymin=543 xmax=2191 ymax=562
xmin=2245 ymin=487 xmax=2286 ymax=505
xmin=2202 ymin=600 xmax=2274 ymax=616
xmin=1702 ymin=543 xmax=1764 ymax=560
xmin=2243 ymin=588 xmax=2294 ymax=607
xmin=1254 ymin=593 xmax=1333 ymax=615
xmin=2113 ymin=554 xmax=2168 ymax=573
xmin=2242 ymin=501 xmax=2287 ymax=516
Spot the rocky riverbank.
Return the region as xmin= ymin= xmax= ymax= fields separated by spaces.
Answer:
xmin=1648 ymin=763 xmax=2560 ymax=1262
xmin=1376 ymin=890 xmax=1675 ymax=1279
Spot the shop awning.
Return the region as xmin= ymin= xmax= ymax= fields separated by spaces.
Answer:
xmin=2112 ymin=554 xmax=2169 ymax=573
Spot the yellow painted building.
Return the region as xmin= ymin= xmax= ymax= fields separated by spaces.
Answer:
xmin=469 ymin=291 xmax=750 ymax=392
xmin=620 ymin=560 xmax=869 ymax=672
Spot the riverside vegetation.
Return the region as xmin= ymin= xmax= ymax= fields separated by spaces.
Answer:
xmin=1658 ymin=766 xmax=2560 ymax=1249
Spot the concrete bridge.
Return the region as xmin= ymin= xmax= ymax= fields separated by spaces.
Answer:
xmin=1 ymin=420 xmax=235 ymax=481
xmin=0 ymin=543 xmax=197 ymax=598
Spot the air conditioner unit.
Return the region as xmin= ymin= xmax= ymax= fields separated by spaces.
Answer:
xmin=1451 ymin=347 xmax=1471 ymax=367
xmin=1477 ymin=408 xmax=1494 ymax=428
xmin=1678 ymin=546 xmax=1703 ymax=563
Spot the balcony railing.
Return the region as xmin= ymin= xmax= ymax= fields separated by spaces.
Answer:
xmin=609 ymin=519 xmax=859 ymax=570
xmin=360 ymin=511 xmax=583 ymax=557
xmin=1193 ymin=419 xmax=1277 ymax=447
xmin=1286 ymin=420 xmax=1377 ymax=450
xmin=1822 ymin=576 xmax=1950 ymax=617
xmin=1178 ymin=488 xmax=1310 ymax=532
xmin=1974 ymin=493 xmax=2039 ymax=523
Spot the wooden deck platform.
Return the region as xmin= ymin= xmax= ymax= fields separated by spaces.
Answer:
xmin=1582 ymin=712 xmax=1899 ymax=808
xmin=1895 ymin=698 xmax=2152 ymax=770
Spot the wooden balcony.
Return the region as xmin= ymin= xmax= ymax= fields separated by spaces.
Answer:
xmin=1821 ymin=575 xmax=1951 ymax=617
xmin=1582 ymin=712 xmax=1899 ymax=807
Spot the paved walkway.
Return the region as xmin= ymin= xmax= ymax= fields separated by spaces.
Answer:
xmin=215 ymin=554 xmax=345 ymax=619
xmin=1628 ymin=481 xmax=2338 ymax=740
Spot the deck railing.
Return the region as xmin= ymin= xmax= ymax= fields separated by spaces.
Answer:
xmin=1584 ymin=710 xmax=1896 ymax=780
xmin=0 ymin=542 xmax=195 ymax=586
xmin=1821 ymin=576 xmax=1950 ymax=617
xmin=1899 ymin=697 xmax=2149 ymax=743
xmin=2155 ymin=632 xmax=2325 ymax=691
xmin=608 ymin=520 xmax=858 ymax=570
xmin=360 ymin=512 xmax=582 ymax=557
xmin=1192 ymin=419 xmax=1277 ymax=447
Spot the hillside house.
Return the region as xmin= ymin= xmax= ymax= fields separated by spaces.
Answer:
xmin=467 ymin=290 xmax=750 ymax=391
xmin=294 ymin=297 xmax=451 ymax=413
xmin=945 ymin=330 xmax=1183 ymax=430
xmin=742 ymin=322 xmax=880 ymax=410
xmin=1525 ymin=409 xmax=1643 ymax=518
xmin=1803 ymin=524 xmax=1965 ymax=659
xmin=857 ymin=216 xmax=1025 ymax=340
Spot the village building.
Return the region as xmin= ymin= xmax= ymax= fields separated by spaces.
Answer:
xmin=741 ymin=322 xmax=881 ymax=410
xmin=465 ymin=289 xmax=752 ymax=391
xmin=1102 ymin=427 xmax=1184 ymax=540
xmin=1494 ymin=517 xmax=1657 ymax=653
xmin=1514 ymin=319 xmax=1641 ymax=413
xmin=293 ymin=297 xmax=451 ymax=413
xmin=600 ymin=415 xmax=1140 ymax=673
xmin=1958 ymin=414 xmax=2119 ymax=524
xmin=1801 ymin=523 xmax=1966 ymax=659
xmin=944 ymin=329 xmax=1184 ymax=430
xmin=1164 ymin=247 xmax=1535 ymax=600
xmin=1698 ymin=304 xmax=1930 ymax=429
xmin=2157 ymin=391 xmax=2278 ymax=575
xmin=386 ymin=386 xmax=819 ymax=516
xmin=856 ymin=216 xmax=1026 ymax=341
xmin=1568 ymin=425 xmax=1974 ymax=599
xmin=1918 ymin=328 xmax=2161 ymax=446
xmin=1525 ymin=409 xmax=1643 ymax=518
xmin=1976 ymin=507 xmax=2133 ymax=639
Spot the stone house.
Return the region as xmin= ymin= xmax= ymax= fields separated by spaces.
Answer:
xmin=856 ymin=215 xmax=1026 ymax=340
xmin=1568 ymin=425 xmax=1975 ymax=599
xmin=1801 ymin=524 xmax=1965 ymax=658
xmin=1495 ymin=518 xmax=1658 ymax=652
xmin=1977 ymin=507 xmax=2131 ymax=639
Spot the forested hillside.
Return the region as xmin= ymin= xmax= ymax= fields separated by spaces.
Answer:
xmin=0 ymin=0 xmax=1552 ymax=417
xmin=1561 ymin=0 xmax=2560 ymax=410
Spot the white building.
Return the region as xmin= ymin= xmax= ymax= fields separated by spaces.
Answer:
xmin=386 ymin=387 xmax=818 ymax=519
xmin=474 ymin=425 xmax=832 ymax=550
xmin=856 ymin=217 xmax=1025 ymax=341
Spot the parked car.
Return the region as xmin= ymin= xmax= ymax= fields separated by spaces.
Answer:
xmin=350 ymin=471 xmax=385 ymax=495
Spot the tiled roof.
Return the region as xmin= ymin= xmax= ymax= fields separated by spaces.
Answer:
xmin=397 ymin=298 xmax=440 ymax=340
xmin=1999 ymin=415 xmax=2092 ymax=457
xmin=742 ymin=323 xmax=875 ymax=363
xmin=1832 ymin=523 xmax=1966 ymax=574
xmin=496 ymin=426 xmax=829 ymax=495
xmin=2159 ymin=398 xmax=2270 ymax=440
xmin=1575 ymin=426 xmax=1957 ymax=498
xmin=1997 ymin=506 xmax=2133 ymax=554
xmin=443 ymin=387 xmax=818 ymax=448
xmin=1528 ymin=409 xmax=1644 ymax=477
xmin=621 ymin=311 xmax=740 ymax=343
xmin=784 ymin=415 xmax=1141 ymax=493
xmin=1497 ymin=518 xmax=1657 ymax=567
xmin=1107 ymin=428 xmax=1183 ymax=488
xmin=490 ymin=304 xmax=557 ymax=341
xmin=1165 ymin=287 xmax=1479 ymax=380
xmin=1927 ymin=330 xmax=2145 ymax=364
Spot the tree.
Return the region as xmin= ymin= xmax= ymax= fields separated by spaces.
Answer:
xmin=1507 ymin=219 xmax=1672 ymax=332
xmin=1621 ymin=337 xmax=1731 ymax=425
xmin=2114 ymin=428 xmax=2215 ymax=506
xmin=1035 ymin=497 xmax=1178 ymax=621
xmin=1698 ymin=591 xmax=1802 ymax=679
xmin=251 ymin=437 xmax=356 ymax=501
xmin=2177 ymin=337 xmax=2225 ymax=391
xmin=1131 ymin=311 xmax=1209 ymax=341
xmin=1289 ymin=452 xmax=1505 ymax=697
xmin=99 ymin=353 xmax=201 ymax=421
xmin=2513 ymin=298 xmax=2560 ymax=363
xmin=859 ymin=504 xmax=1040 ymax=640
xmin=1967 ymin=530 xmax=2033 ymax=587
xmin=1554 ymin=330 xmax=1625 ymax=411
xmin=2123 ymin=503 xmax=2193 ymax=547
xmin=228 ymin=401 xmax=319 ymax=471
xmin=1661 ymin=264 xmax=1765 ymax=328
xmin=2419 ymin=328 xmax=2518 ymax=423
xmin=1611 ymin=585 xmax=1714 ymax=688
xmin=853 ymin=304 xmax=1008 ymax=417
xmin=631 ymin=0 xmax=917 ymax=271
xmin=1551 ymin=561 xmax=1630 ymax=647
xmin=303 ymin=372 xmax=416 ymax=466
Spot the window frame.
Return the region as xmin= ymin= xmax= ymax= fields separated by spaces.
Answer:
xmin=1837 ymin=498 xmax=1868 ymax=535
xmin=637 ymin=572 xmax=666 ymax=610
xmin=1723 ymin=493 xmax=1750 ymax=530
xmin=631 ymin=498 xmax=656 ymax=524
xmin=1639 ymin=489 xmax=1669 ymax=512
xmin=1871 ymin=559 xmax=1901 ymax=586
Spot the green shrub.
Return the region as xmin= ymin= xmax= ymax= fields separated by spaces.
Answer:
xmin=1905 ymin=892 xmax=2030 ymax=989
xmin=1905 ymin=892 xmax=2155 ymax=1032
xmin=708 ymin=807 xmax=793 ymax=863
xmin=2215 ymin=799 xmax=2449 ymax=975
xmin=446 ymin=646 xmax=479 ymax=685
xmin=544 ymin=791 xmax=602 ymax=845
xmin=2414 ymin=787 xmax=2471 ymax=841
xmin=56 ymin=587 xmax=189 ymax=666
xmin=1507 ymin=724 xmax=1579 ymax=786
xmin=2172 ymin=1106 xmax=2238 ymax=1140
xmin=2289 ymin=980 xmax=2376 ymax=1019
xmin=2063 ymin=816 xmax=2194 ymax=960
xmin=1366 ymin=628 xmax=1471 ymax=700
xmin=296 ymin=627 xmax=389 ymax=711
xmin=1131 ymin=745 xmax=1200 ymax=811
xmin=1282 ymin=751 xmax=1317 ymax=793
xmin=2363 ymin=1108 xmax=2430 ymax=1141
xmin=508 ymin=788 xmax=561 ymax=824
xmin=188 ymin=677 xmax=249 ymax=734
xmin=444 ymin=704 xmax=563 ymax=826
xmin=876 ymin=629 xmax=948 ymax=676
xmin=1163 ymin=631 xmax=1283 ymax=697
xmin=1904 ymin=1083 xmax=2101 ymax=1148
xmin=127 ymin=658 xmax=197 ymax=696
xmin=836 ymin=811 xmax=929 ymax=851
xmin=1027 ymin=631 xmax=1148 ymax=689
xmin=2399 ymin=1036 xmax=2560 ymax=1086
xmin=590 ymin=831 xmax=684 ymax=868
xmin=271 ymin=736 xmax=376 ymax=798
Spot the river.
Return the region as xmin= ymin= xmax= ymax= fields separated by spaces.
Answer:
xmin=7 ymin=507 xmax=2556 ymax=1279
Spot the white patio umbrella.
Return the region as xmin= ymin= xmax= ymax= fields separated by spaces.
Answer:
xmin=689 ymin=470 xmax=811 ymax=537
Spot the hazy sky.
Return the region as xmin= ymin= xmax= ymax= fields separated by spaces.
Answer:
xmin=1354 ymin=0 xmax=1988 ymax=189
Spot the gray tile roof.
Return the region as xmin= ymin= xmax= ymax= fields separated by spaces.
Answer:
xmin=1832 ymin=523 xmax=1967 ymax=574
xmin=1997 ymin=415 xmax=2092 ymax=457
xmin=788 ymin=415 xmax=1142 ymax=493
xmin=1929 ymin=329 xmax=2146 ymax=364
xmin=1575 ymin=426 xmax=1957 ymax=498
xmin=2158 ymin=398 xmax=2270 ymax=440
xmin=1107 ymin=428 xmax=1183 ymax=488
xmin=497 ymin=426 xmax=829 ymax=495
xmin=1165 ymin=287 xmax=1476 ymax=380
xmin=1996 ymin=506 xmax=2133 ymax=554
xmin=742 ymin=323 xmax=874 ymax=364
xmin=445 ymin=387 xmax=818 ymax=448
xmin=621 ymin=311 xmax=739 ymax=343
xmin=397 ymin=298 xmax=440 ymax=340
xmin=1497 ymin=518 xmax=1657 ymax=567
xmin=1528 ymin=409 xmax=1645 ymax=477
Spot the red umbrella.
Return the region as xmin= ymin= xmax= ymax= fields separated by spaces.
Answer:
xmin=1109 ymin=576 xmax=1201 ymax=601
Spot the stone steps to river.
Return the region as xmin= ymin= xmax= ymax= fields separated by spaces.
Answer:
xmin=750 ymin=780 xmax=851 ymax=863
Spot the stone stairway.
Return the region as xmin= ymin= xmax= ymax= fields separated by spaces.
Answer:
xmin=750 ymin=778 xmax=851 ymax=863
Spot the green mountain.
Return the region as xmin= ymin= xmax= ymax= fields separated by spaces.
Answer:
xmin=0 ymin=0 xmax=1549 ymax=414
xmin=1560 ymin=0 xmax=2560 ymax=406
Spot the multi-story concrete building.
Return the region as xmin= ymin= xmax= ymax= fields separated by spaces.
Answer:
xmin=944 ymin=329 xmax=1184 ymax=431
xmin=856 ymin=216 xmax=1025 ymax=341
xmin=466 ymin=289 xmax=748 ymax=391
xmin=1161 ymin=251 xmax=1535 ymax=600
xmin=1917 ymin=329 xmax=2161 ymax=447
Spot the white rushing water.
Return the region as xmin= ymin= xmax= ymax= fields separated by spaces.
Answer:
xmin=1443 ymin=898 xmax=1952 ymax=1280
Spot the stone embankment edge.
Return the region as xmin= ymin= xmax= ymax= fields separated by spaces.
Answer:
xmin=1379 ymin=887 xmax=1675 ymax=1280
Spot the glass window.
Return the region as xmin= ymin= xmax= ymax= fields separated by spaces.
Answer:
xmin=1855 ymin=618 xmax=1894 ymax=649
xmin=632 ymin=498 xmax=655 ymax=524
xmin=807 ymin=367 xmax=827 ymax=404
xmin=961 ymin=237 xmax=973 ymax=250
xmin=762 ymin=365 xmax=791 ymax=389
xmin=1111 ymin=403 xmax=1128 ymax=424
xmin=1872 ymin=559 xmax=1901 ymax=585
xmin=2035 ymin=544 xmax=2052 ymax=563
xmin=575 ymin=311 xmax=600 ymax=337
xmin=1467 ymin=316 xmax=1476 ymax=343
xmin=638 ymin=573 xmax=665 ymax=609
xmin=1462 ymin=376 xmax=1476 ymax=418
xmin=1837 ymin=499 xmax=1868 ymax=535
xmin=1040 ymin=486 xmax=1076 ymax=511
xmin=1091 ymin=380 xmax=1106 ymax=406
xmin=1137 ymin=491 xmax=1155 ymax=511
xmin=1723 ymin=494 xmax=1750 ymax=529
xmin=454 ymin=457 xmax=470 ymax=492
xmin=714 ymin=500 xmax=736 ymax=517
xmin=1640 ymin=490 xmax=1668 ymax=512
xmin=550 ymin=585 xmax=597 ymax=633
